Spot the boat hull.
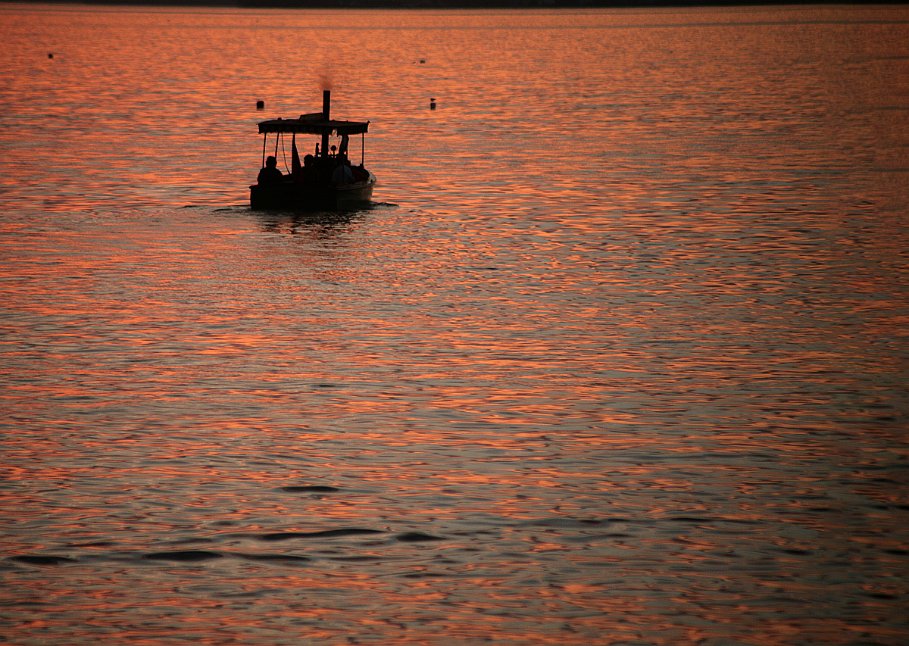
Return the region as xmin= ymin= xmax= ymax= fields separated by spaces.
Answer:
xmin=250 ymin=176 xmax=375 ymax=211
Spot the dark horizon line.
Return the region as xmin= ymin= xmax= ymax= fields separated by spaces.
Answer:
xmin=11 ymin=0 xmax=908 ymax=8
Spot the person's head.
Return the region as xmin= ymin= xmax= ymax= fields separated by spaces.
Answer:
xmin=265 ymin=155 xmax=277 ymax=168
xmin=304 ymin=154 xmax=314 ymax=167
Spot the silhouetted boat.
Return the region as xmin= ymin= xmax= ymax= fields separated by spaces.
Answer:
xmin=250 ymin=90 xmax=376 ymax=210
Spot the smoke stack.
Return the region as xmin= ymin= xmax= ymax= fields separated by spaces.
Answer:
xmin=321 ymin=90 xmax=331 ymax=158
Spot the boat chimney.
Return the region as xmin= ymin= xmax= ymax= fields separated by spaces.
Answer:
xmin=321 ymin=90 xmax=331 ymax=158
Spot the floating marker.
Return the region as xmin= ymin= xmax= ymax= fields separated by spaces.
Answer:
xmin=256 ymin=100 xmax=265 ymax=110
xmin=430 ymin=98 xmax=436 ymax=110
xmin=48 ymin=53 xmax=53 ymax=59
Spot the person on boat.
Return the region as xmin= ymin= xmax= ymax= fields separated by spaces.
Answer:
xmin=331 ymin=155 xmax=354 ymax=185
xmin=338 ymin=133 xmax=350 ymax=158
xmin=300 ymin=154 xmax=317 ymax=184
xmin=257 ymin=156 xmax=283 ymax=184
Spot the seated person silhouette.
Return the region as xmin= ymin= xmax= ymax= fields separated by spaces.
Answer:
xmin=331 ymin=156 xmax=354 ymax=185
xmin=257 ymin=156 xmax=283 ymax=184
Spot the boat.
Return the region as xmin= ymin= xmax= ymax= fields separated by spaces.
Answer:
xmin=250 ymin=90 xmax=376 ymax=210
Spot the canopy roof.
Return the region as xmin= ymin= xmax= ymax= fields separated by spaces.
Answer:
xmin=258 ymin=113 xmax=369 ymax=136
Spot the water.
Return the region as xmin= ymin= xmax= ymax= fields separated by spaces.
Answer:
xmin=1 ymin=4 xmax=908 ymax=643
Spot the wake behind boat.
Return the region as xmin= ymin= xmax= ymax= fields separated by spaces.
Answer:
xmin=250 ymin=90 xmax=376 ymax=210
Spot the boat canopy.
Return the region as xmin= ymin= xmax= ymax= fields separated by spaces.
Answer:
xmin=258 ymin=113 xmax=369 ymax=136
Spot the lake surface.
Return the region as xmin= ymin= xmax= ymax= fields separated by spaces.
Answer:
xmin=1 ymin=3 xmax=908 ymax=643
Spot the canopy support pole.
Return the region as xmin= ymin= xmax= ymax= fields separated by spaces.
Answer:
xmin=261 ymin=134 xmax=267 ymax=167
xmin=361 ymin=132 xmax=365 ymax=166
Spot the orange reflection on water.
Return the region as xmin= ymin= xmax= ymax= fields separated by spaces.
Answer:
xmin=2 ymin=3 xmax=909 ymax=644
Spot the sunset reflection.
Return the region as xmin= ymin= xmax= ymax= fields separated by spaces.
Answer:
xmin=2 ymin=2 xmax=909 ymax=645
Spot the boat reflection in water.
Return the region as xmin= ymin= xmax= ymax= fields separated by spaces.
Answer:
xmin=254 ymin=208 xmax=366 ymax=238
xmin=250 ymin=90 xmax=376 ymax=211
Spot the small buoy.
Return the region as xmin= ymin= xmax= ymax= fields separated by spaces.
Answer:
xmin=48 ymin=53 xmax=53 ymax=59
xmin=419 ymin=58 xmax=426 ymax=64
xmin=430 ymin=98 xmax=436 ymax=110
xmin=256 ymin=100 xmax=265 ymax=110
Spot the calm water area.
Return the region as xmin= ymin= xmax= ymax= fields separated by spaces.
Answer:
xmin=1 ymin=3 xmax=908 ymax=643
